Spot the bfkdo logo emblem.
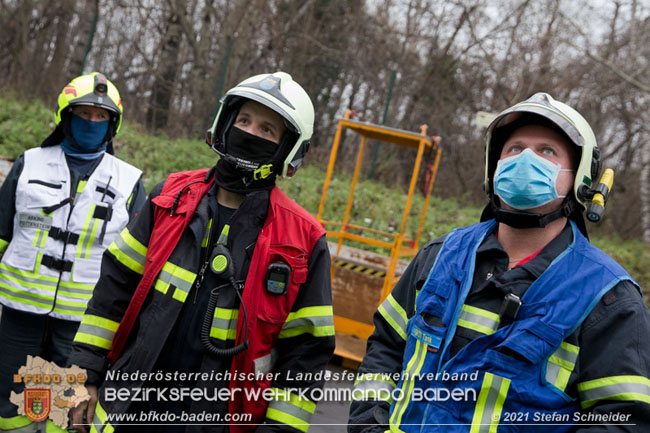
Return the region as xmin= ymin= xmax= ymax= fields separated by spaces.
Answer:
xmin=25 ymin=389 xmax=50 ymax=422
xmin=259 ymin=76 xmax=279 ymax=90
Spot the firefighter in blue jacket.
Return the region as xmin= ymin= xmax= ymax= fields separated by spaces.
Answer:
xmin=349 ymin=93 xmax=650 ymax=432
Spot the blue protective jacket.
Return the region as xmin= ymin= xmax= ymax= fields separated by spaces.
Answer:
xmin=389 ymin=219 xmax=638 ymax=432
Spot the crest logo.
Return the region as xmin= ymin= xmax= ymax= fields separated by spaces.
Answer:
xmin=64 ymin=85 xmax=77 ymax=97
xmin=259 ymin=77 xmax=279 ymax=90
xmin=24 ymin=389 xmax=50 ymax=422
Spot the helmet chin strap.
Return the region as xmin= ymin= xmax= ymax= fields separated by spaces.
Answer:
xmin=490 ymin=195 xmax=577 ymax=229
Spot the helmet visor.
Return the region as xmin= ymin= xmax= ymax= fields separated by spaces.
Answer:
xmin=487 ymin=99 xmax=584 ymax=148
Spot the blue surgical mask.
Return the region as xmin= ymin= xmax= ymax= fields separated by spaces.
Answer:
xmin=494 ymin=148 xmax=573 ymax=210
xmin=61 ymin=113 xmax=108 ymax=159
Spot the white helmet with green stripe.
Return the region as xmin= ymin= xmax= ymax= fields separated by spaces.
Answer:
xmin=484 ymin=92 xmax=601 ymax=210
xmin=206 ymin=72 xmax=315 ymax=178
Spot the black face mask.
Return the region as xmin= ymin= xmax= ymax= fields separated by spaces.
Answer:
xmin=225 ymin=126 xmax=279 ymax=171
xmin=214 ymin=127 xmax=281 ymax=194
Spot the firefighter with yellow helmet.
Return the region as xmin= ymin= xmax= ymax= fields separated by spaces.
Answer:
xmin=0 ymin=73 xmax=145 ymax=432
xmin=349 ymin=93 xmax=650 ymax=432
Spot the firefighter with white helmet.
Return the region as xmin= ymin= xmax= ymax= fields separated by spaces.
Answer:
xmin=69 ymin=72 xmax=334 ymax=432
xmin=0 ymin=72 xmax=145 ymax=432
xmin=349 ymin=93 xmax=650 ymax=432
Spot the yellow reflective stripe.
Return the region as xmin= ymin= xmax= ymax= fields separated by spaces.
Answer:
xmin=73 ymin=333 xmax=112 ymax=350
xmin=172 ymin=287 xmax=189 ymax=303
xmin=57 ymin=288 xmax=93 ymax=300
xmin=158 ymin=261 xmax=196 ymax=303
xmin=77 ymin=180 xmax=88 ymax=194
xmin=218 ymin=224 xmax=230 ymax=245
xmin=60 ymin=280 xmax=95 ymax=290
xmin=546 ymin=342 xmax=580 ymax=391
xmin=578 ymin=375 xmax=650 ymax=409
xmin=52 ymin=296 xmax=87 ymax=309
xmin=0 ymin=281 xmax=54 ymax=303
xmin=279 ymin=305 xmax=335 ymax=338
xmin=266 ymin=388 xmax=315 ymax=433
xmin=91 ymin=400 xmax=115 ymax=433
xmin=561 ymin=341 xmax=579 ymax=354
xmin=31 ymin=209 xmax=49 ymax=248
xmin=210 ymin=307 xmax=239 ymax=341
xmin=266 ymin=408 xmax=309 ymax=433
xmin=0 ymin=414 xmax=32 ymax=429
xmin=39 ymin=210 xmax=51 ymax=248
xmin=0 ymin=266 xmax=57 ymax=291
xmin=389 ymin=340 xmax=427 ymax=428
xmin=108 ymin=230 xmax=146 ymax=274
xmin=154 ymin=279 xmax=170 ymax=295
xmin=458 ymin=304 xmax=500 ymax=335
xmin=127 ymin=191 xmax=134 ymax=207
xmin=269 ymin=388 xmax=317 ymax=413
xmin=470 ymin=373 xmax=511 ymax=433
xmin=0 ymin=258 xmax=101 ymax=290
xmin=84 ymin=218 xmax=101 ymax=258
xmin=378 ymin=294 xmax=408 ymax=340
xmin=352 ymin=373 xmax=397 ymax=403
xmin=77 ymin=204 xmax=95 ymax=258
xmin=202 ymin=218 xmax=213 ymax=248
xmin=33 ymin=228 xmax=41 ymax=247
xmin=549 ymin=354 xmax=574 ymax=370
xmin=120 ymin=228 xmax=148 ymax=256
xmin=161 ymin=261 xmax=196 ymax=284
xmin=74 ymin=315 xmax=119 ymax=350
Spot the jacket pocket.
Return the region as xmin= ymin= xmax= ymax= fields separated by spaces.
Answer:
xmin=258 ymin=244 xmax=309 ymax=324
xmin=21 ymin=181 xmax=63 ymax=209
xmin=2 ymin=246 xmax=39 ymax=272
xmin=72 ymin=257 xmax=102 ymax=284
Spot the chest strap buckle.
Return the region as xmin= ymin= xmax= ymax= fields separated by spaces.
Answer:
xmin=48 ymin=227 xmax=80 ymax=245
xmin=41 ymin=255 xmax=73 ymax=272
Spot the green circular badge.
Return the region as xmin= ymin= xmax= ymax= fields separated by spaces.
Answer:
xmin=211 ymin=254 xmax=228 ymax=273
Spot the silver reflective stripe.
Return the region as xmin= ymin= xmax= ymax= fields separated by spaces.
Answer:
xmin=0 ymin=285 xmax=53 ymax=308
xmin=546 ymin=342 xmax=579 ymax=390
xmin=353 ymin=379 xmax=395 ymax=393
xmin=554 ymin=345 xmax=579 ymax=365
xmin=546 ymin=361 xmax=563 ymax=386
xmin=470 ymin=372 xmax=511 ymax=433
xmin=58 ymin=285 xmax=93 ymax=295
xmin=113 ymin=234 xmax=146 ymax=268
xmin=378 ymin=294 xmax=408 ymax=340
xmin=390 ymin=340 xmax=428 ymax=426
xmin=579 ymin=381 xmax=650 ymax=405
xmin=352 ymin=377 xmax=395 ymax=402
xmin=76 ymin=323 xmax=116 ymax=342
xmin=255 ymin=349 xmax=279 ymax=375
xmin=0 ymin=264 xmax=58 ymax=288
xmin=91 ymin=413 xmax=107 ymax=433
xmin=281 ymin=315 xmax=333 ymax=331
xmin=158 ymin=269 xmax=192 ymax=295
xmin=267 ymin=399 xmax=312 ymax=423
xmin=52 ymin=302 xmax=86 ymax=313
xmin=210 ymin=308 xmax=238 ymax=341
xmin=458 ymin=305 xmax=500 ymax=335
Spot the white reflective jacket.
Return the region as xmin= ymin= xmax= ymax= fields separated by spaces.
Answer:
xmin=0 ymin=146 xmax=142 ymax=320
